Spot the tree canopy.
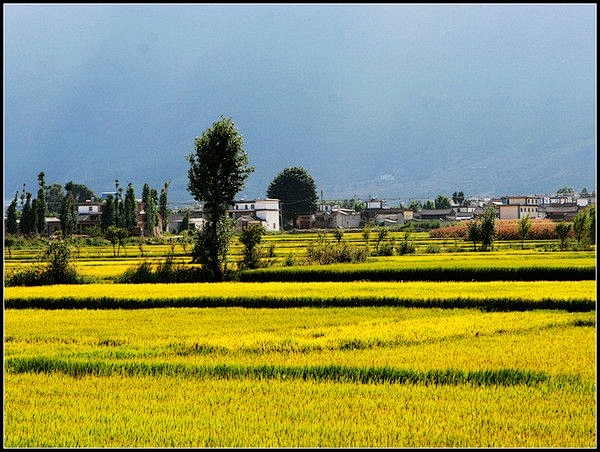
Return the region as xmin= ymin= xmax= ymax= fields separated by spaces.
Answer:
xmin=266 ymin=166 xmax=318 ymax=229
xmin=187 ymin=116 xmax=254 ymax=281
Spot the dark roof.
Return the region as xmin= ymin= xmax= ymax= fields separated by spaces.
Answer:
xmin=540 ymin=205 xmax=579 ymax=213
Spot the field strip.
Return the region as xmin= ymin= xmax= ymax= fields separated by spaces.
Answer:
xmin=5 ymin=357 xmax=586 ymax=388
xmin=4 ymin=281 xmax=596 ymax=311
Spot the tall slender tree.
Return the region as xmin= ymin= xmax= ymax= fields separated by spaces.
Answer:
xmin=517 ymin=214 xmax=532 ymax=249
xmin=114 ymin=179 xmax=124 ymax=228
xmin=101 ymin=194 xmax=116 ymax=231
xmin=6 ymin=191 xmax=19 ymax=235
xmin=150 ymin=188 xmax=159 ymax=234
xmin=159 ymin=181 xmax=170 ymax=233
xmin=36 ymin=172 xmax=47 ymax=234
xmin=19 ymin=192 xmax=34 ymax=234
xmin=479 ymin=206 xmax=497 ymax=251
xmin=187 ymin=116 xmax=254 ymax=281
xmin=60 ymin=182 xmax=78 ymax=236
xmin=124 ymin=182 xmax=138 ymax=233
xmin=142 ymin=183 xmax=158 ymax=235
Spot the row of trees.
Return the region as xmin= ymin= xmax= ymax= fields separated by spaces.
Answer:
xmin=98 ymin=180 xmax=170 ymax=236
xmin=6 ymin=175 xmax=170 ymax=238
xmin=6 ymin=172 xmax=53 ymax=236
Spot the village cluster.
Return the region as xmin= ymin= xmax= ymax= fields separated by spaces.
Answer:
xmin=35 ymin=189 xmax=596 ymax=237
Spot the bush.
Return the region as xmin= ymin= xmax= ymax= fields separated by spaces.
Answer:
xmin=424 ymin=244 xmax=442 ymax=254
xmin=5 ymin=239 xmax=80 ymax=286
xmin=306 ymin=237 xmax=368 ymax=265
xmin=116 ymin=256 xmax=211 ymax=283
xmin=396 ymin=240 xmax=416 ymax=255
xmin=378 ymin=241 xmax=396 ymax=256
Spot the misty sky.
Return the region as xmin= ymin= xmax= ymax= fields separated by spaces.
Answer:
xmin=3 ymin=3 xmax=596 ymax=206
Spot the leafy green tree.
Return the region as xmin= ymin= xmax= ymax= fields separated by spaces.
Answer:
xmin=6 ymin=192 xmax=19 ymax=235
xmin=178 ymin=229 xmax=192 ymax=253
xmin=434 ymin=195 xmax=451 ymax=209
xmin=45 ymin=183 xmax=65 ymax=215
xmin=466 ymin=220 xmax=481 ymax=251
xmin=5 ymin=236 xmax=15 ymax=258
xmin=104 ymin=225 xmax=129 ymax=257
xmin=587 ymin=205 xmax=595 ymax=245
xmin=36 ymin=172 xmax=47 ymax=234
xmin=517 ymin=214 xmax=532 ymax=249
xmin=408 ymin=200 xmax=422 ymax=212
xmin=191 ymin=216 xmax=236 ymax=278
xmin=362 ymin=222 xmax=372 ymax=255
xmin=60 ymin=182 xmax=78 ymax=237
xmin=19 ymin=192 xmax=35 ymax=234
xmin=179 ymin=210 xmax=190 ymax=233
xmin=266 ymin=167 xmax=318 ymax=229
xmin=239 ymin=223 xmax=266 ymax=270
xmin=555 ymin=222 xmax=571 ymax=251
xmin=556 ymin=186 xmax=575 ymax=195
xmin=150 ymin=188 xmax=159 ymax=233
xmin=71 ymin=183 xmax=96 ymax=203
xmin=187 ymin=116 xmax=254 ymax=281
xmin=340 ymin=198 xmax=365 ymax=212
xmin=332 ymin=226 xmax=344 ymax=244
xmin=101 ymin=194 xmax=116 ymax=231
xmin=31 ymin=198 xmax=39 ymax=234
xmin=124 ymin=182 xmax=138 ymax=233
xmin=572 ymin=209 xmax=591 ymax=249
xmin=114 ymin=180 xmax=124 ymax=228
xmin=159 ymin=181 xmax=170 ymax=233
xmin=375 ymin=226 xmax=389 ymax=253
xmin=479 ymin=206 xmax=496 ymax=251
xmin=142 ymin=183 xmax=159 ymax=236
xmin=422 ymin=200 xmax=435 ymax=210
xmin=452 ymin=191 xmax=465 ymax=206
xmin=43 ymin=239 xmax=79 ymax=284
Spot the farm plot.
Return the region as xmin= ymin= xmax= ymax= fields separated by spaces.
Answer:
xmin=4 ymin=306 xmax=596 ymax=447
xmin=4 ymin=280 xmax=596 ymax=311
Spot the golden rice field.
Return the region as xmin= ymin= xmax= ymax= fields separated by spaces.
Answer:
xmin=4 ymin=249 xmax=596 ymax=282
xmin=4 ymin=280 xmax=596 ymax=304
xmin=3 ymin=237 xmax=597 ymax=447
xmin=4 ymin=307 xmax=596 ymax=447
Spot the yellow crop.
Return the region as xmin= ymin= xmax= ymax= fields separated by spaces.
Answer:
xmin=4 ymin=280 xmax=596 ymax=301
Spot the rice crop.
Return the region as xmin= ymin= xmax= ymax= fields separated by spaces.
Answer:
xmin=5 ymin=373 xmax=594 ymax=448
xmin=4 ymin=280 xmax=596 ymax=311
xmin=4 ymin=306 xmax=596 ymax=447
xmin=5 ymin=307 xmax=595 ymax=377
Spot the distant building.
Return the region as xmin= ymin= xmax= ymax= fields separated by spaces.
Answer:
xmin=230 ymin=198 xmax=280 ymax=232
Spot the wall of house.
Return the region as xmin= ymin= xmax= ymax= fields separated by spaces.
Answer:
xmin=255 ymin=209 xmax=280 ymax=232
xmin=518 ymin=206 xmax=539 ymax=218
xmin=77 ymin=204 xmax=102 ymax=214
xmin=498 ymin=205 xmax=519 ymax=220
xmin=332 ymin=212 xmax=361 ymax=228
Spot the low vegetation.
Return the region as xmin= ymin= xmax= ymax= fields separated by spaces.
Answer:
xmin=5 ymin=307 xmax=596 ymax=447
xmin=3 ymin=228 xmax=596 ymax=447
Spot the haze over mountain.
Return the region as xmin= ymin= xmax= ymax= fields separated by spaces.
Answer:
xmin=4 ymin=4 xmax=596 ymax=208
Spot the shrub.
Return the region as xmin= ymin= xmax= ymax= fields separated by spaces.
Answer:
xmin=5 ymin=239 xmax=80 ymax=286
xmin=306 ymin=236 xmax=368 ymax=265
xmin=116 ymin=255 xmax=211 ymax=283
xmin=424 ymin=244 xmax=442 ymax=254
